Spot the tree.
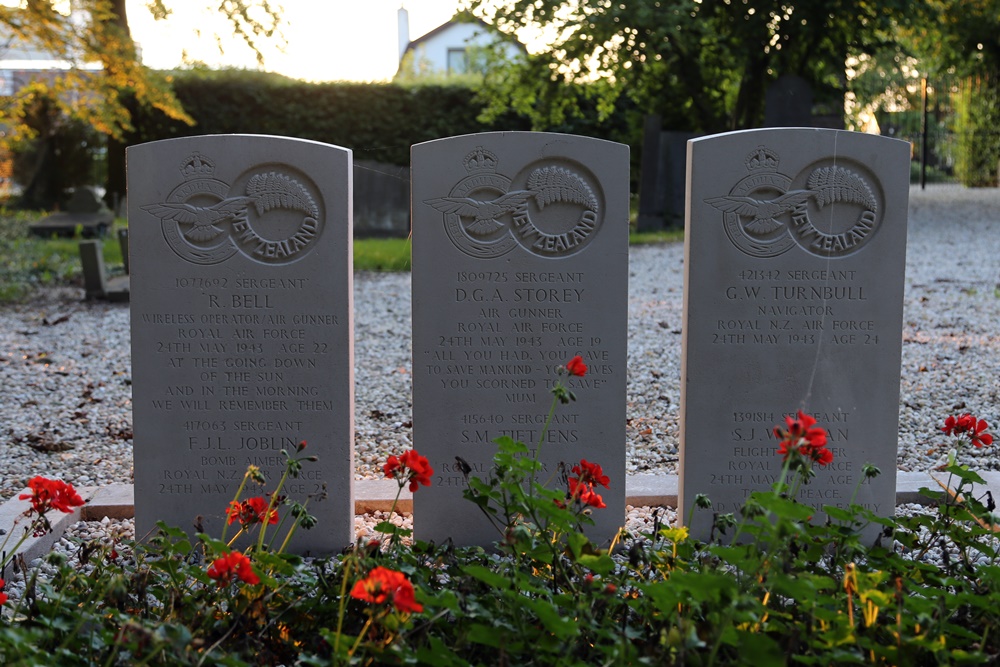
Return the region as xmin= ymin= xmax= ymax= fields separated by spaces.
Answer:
xmin=463 ymin=0 xmax=910 ymax=134
xmin=0 ymin=0 xmax=282 ymax=206
xmin=898 ymin=0 xmax=1000 ymax=186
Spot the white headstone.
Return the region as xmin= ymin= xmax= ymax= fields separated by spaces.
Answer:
xmin=680 ymin=128 xmax=910 ymax=541
xmin=128 ymin=135 xmax=354 ymax=554
xmin=412 ymin=132 xmax=629 ymax=547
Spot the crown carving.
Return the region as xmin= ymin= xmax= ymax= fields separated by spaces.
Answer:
xmin=464 ymin=146 xmax=498 ymax=173
xmin=180 ymin=153 xmax=216 ymax=179
xmin=745 ymin=146 xmax=779 ymax=172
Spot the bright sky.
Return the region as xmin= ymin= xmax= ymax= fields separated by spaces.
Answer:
xmin=128 ymin=0 xmax=467 ymax=83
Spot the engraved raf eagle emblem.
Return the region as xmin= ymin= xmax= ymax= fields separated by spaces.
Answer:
xmin=142 ymin=197 xmax=251 ymax=242
xmin=424 ymin=190 xmax=533 ymax=235
xmin=145 ymin=171 xmax=320 ymax=245
xmin=705 ymin=190 xmax=814 ymax=234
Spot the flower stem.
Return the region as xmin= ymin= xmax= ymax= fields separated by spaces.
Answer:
xmin=333 ymin=557 xmax=355 ymax=657
xmin=258 ymin=464 xmax=292 ymax=553
xmin=275 ymin=499 xmax=310 ymax=555
xmin=381 ymin=482 xmax=406 ymax=547
xmin=530 ymin=390 xmax=560 ymax=496
xmin=348 ymin=616 xmax=375 ymax=658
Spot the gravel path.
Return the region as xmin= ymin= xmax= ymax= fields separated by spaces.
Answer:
xmin=1 ymin=184 xmax=998 ymax=504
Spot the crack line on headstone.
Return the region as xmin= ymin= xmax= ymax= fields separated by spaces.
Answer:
xmin=801 ymin=132 xmax=839 ymax=413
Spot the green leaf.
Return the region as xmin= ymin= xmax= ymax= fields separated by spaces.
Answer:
xmin=525 ymin=596 xmax=579 ymax=639
xmin=751 ymin=493 xmax=816 ymax=521
xmin=461 ymin=564 xmax=512 ymax=590
xmin=373 ymin=521 xmax=399 ymax=534
xmin=566 ymin=531 xmax=588 ymax=560
xmin=823 ymin=505 xmax=858 ymax=522
xmin=578 ymin=553 xmax=616 ymax=576
xmin=466 ymin=622 xmax=504 ymax=648
xmin=415 ymin=636 xmax=465 ymax=666
xmin=942 ymin=464 xmax=987 ymax=485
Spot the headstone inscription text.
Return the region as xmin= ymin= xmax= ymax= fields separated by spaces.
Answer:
xmin=680 ymin=128 xmax=910 ymax=541
xmin=128 ymin=135 xmax=354 ymax=553
xmin=412 ymin=132 xmax=629 ymax=547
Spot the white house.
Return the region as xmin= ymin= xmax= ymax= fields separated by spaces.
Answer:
xmin=396 ymin=7 xmax=523 ymax=78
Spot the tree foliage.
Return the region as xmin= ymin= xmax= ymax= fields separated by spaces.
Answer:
xmin=0 ymin=1 xmax=282 ymax=206
xmin=899 ymin=0 xmax=1000 ymax=78
xmin=464 ymin=0 xmax=910 ymax=133
xmin=898 ymin=1 xmax=1000 ymax=186
xmin=0 ymin=1 xmax=281 ymax=146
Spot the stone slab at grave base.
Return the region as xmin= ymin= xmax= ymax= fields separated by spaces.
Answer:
xmin=7 ymin=471 xmax=998 ymax=561
xmin=0 ymin=486 xmax=99 ymax=565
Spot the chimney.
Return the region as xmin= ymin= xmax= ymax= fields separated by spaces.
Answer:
xmin=397 ymin=4 xmax=410 ymax=63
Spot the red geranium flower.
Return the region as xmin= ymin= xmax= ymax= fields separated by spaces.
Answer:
xmin=18 ymin=477 xmax=85 ymax=516
xmin=568 ymin=478 xmax=607 ymax=509
xmin=207 ymin=550 xmax=260 ymax=586
xmin=350 ymin=566 xmax=423 ymax=614
xmin=572 ymin=459 xmax=610 ymax=489
xmin=942 ymin=414 xmax=993 ymax=448
xmin=226 ymin=496 xmax=279 ymax=527
xmin=774 ymin=411 xmax=834 ymax=467
xmin=0 ymin=578 xmax=6 ymax=606
xmin=384 ymin=449 xmax=433 ymax=492
xmin=566 ymin=355 xmax=587 ymax=377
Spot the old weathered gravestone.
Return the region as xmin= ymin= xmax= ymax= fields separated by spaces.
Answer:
xmin=128 ymin=135 xmax=354 ymax=553
xmin=680 ymin=128 xmax=910 ymax=541
xmin=30 ymin=186 xmax=114 ymax=238
xmin=412 ymin=132 xmax=629 ymax=547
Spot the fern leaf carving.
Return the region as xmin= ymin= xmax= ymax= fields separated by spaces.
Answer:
xmin=806 ymin=167 xmax=877 ymax=214
xmin=246 ymin=172 xmax=319 ymax=218
xmin=526 ymin=167 xmax=598 ymax=212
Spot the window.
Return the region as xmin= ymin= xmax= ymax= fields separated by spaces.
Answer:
xmin=447 ymin=48 xmax=468 ymax=75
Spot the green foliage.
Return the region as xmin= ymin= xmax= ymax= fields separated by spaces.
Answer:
xmin=893 ymin=1 xmax=1000 ymax=188
xmin=0 ymin=211 xmax=124 ymax=303
xmin=630 ymin=228 xmax=684 ymax=246
xmin=900 ymin=0 xmax=1000 ymax=79
xmin=954 ymin=77 xmax=1000 ymax=187
xmin=2 ymin=410 xmax=1000 ymax=664
xmin=353 ymin=237 xmax=412 ymax=272
xmin=0 ymin=1 xmax=284 ymax=151
xmin=127 ymin=69 xmax=634 ymax=171
xmin=128 ymin=70 xmax=532 ymax=166
xmin=0 ymin=222 xmax=410 ymax=301
xmin=466 ymin=0 xmax=910 ymax=134
xmin=10 ymin=93 xmax=106 ymax=210
xmin=0 ymin=1 xmax=193 ymax=148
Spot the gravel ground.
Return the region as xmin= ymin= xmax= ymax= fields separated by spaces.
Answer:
xmin=1 ymin=183 xmax=998 ymax=506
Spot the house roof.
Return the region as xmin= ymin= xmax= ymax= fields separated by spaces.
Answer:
xmin=402 ymin=12 xmax=523 ymax=56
